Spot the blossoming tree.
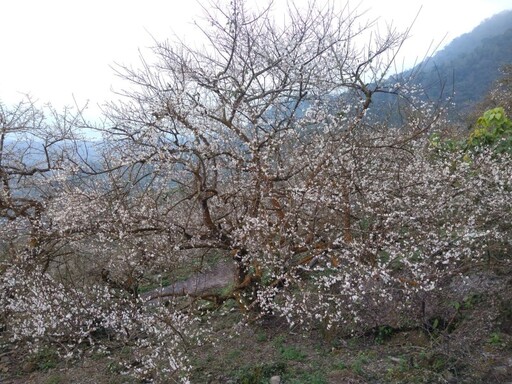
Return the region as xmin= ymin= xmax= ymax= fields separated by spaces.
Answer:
xmin=1 ymin=1 xmax=510 ymax=382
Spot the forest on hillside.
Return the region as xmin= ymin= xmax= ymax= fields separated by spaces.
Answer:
xmin=401 ymin=9 xmax=512 ymax=112
xmin=1 ymin=2 xmax=511 ymax=383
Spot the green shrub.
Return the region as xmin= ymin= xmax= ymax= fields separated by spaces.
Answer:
xmin=468 ymin=107 xmax=512 ymax=152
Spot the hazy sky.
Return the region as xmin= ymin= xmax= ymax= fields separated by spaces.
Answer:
xmin=1 ymin=0 xmax=510 ymax=112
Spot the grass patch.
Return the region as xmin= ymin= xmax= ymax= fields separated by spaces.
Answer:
xmin=279 ymin=345 xmax=306 ymax=361
xmin=44 ymin=374 xmax=63 ymax=384
xmin=235 ymin=362 xmax=286 ymax=384
xmin=351 ymin=351 xmax=371 ymax=376
xmin=30 ymin=346 xmax=59 ymax=372
xmin=286 ymin=371 xmax=327 ymax=384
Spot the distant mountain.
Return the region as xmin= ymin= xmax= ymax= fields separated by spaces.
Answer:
xmin=399 ymin=10 xmax=512 ymax=114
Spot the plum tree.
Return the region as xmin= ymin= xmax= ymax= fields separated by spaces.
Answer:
xmin=1 ymin=1 xmax=510 ymax=383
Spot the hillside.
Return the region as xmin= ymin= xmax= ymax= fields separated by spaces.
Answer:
xmin=401 ymin=10 xmax=512 ymax=112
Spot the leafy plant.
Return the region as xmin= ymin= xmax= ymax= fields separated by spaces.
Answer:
xmin=469 ymin=107 xmax=512 ymax=151
xmin=430 ymin=107 xmax=512 ymax=154
xmin=488 ymin=332 xmax=503 ymax=345
xmin=375 ymin=325 xmax=395 ymax=344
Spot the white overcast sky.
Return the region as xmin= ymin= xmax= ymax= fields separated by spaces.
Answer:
xmin=1 ymin=0 xmax=511 ymax=112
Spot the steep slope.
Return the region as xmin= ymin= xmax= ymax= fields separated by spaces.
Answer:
xmin=401 ymin=10 xmax=512 ymax=112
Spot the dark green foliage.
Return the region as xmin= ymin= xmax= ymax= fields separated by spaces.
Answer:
xmin=374 ymin=325 xmax=395 ymax=344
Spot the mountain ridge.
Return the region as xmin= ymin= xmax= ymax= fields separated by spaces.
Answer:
xmin=398 ymin=9 xmax=512 ymax=113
